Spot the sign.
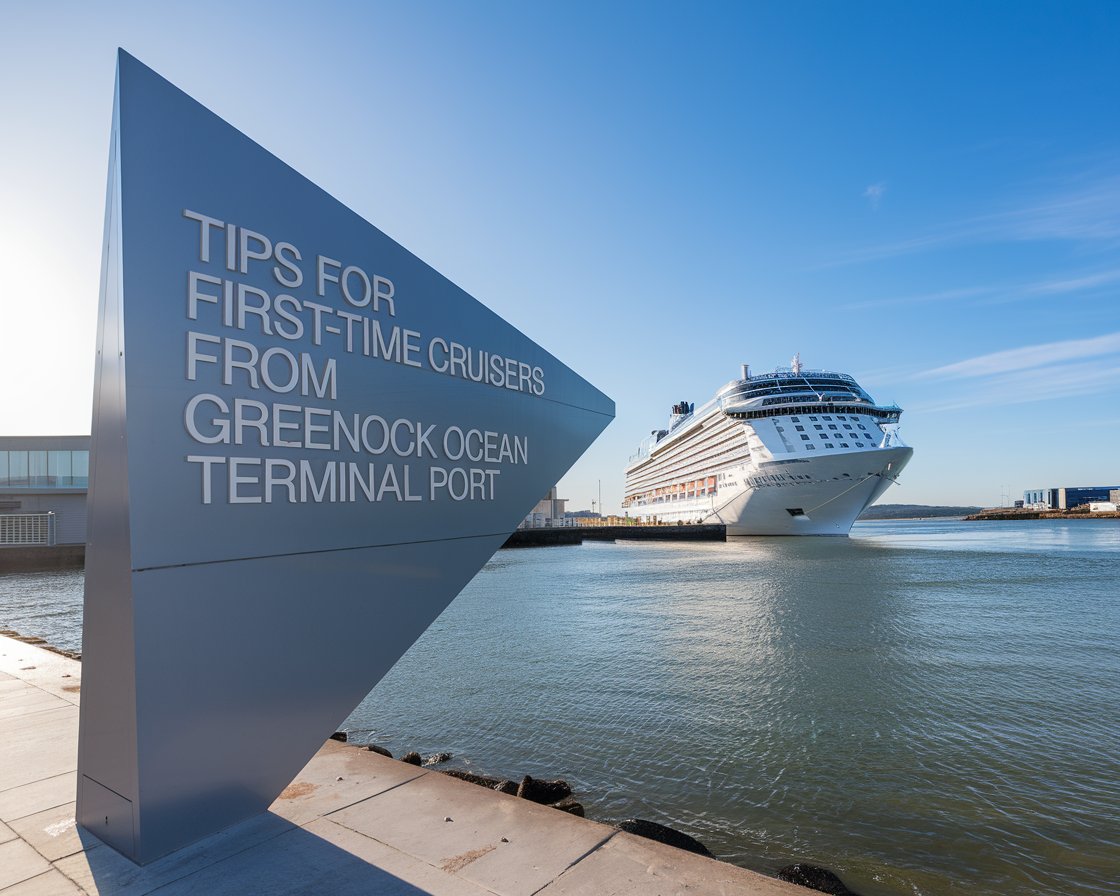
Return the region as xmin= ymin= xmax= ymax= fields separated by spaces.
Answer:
xmin=77 ymin=50 xmax=613 ymax=864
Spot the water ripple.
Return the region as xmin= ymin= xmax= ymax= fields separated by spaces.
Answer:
xmin=2 ymin=521 xmax=1118 ymax=895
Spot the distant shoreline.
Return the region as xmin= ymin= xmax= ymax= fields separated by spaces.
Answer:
xmin=965 ymin=510 xmax=1120 ymax=521
xmin=858 ymin=504 xmax=981 ymax=521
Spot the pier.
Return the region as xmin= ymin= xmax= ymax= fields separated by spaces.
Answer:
xmin=965 ymin=509 xmax=1120 ymax=521
xmin=0 ymin=633 xmax=801 ymax=895
xmin=502 ymin=524 xmax=726 ymax=548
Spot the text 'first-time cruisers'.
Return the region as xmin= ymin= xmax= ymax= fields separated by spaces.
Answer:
xmin=623 ymin=356 xmax=913 ymax=535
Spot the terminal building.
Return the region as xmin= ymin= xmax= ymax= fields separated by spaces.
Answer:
xmin=0 ymin=436 xmax=90 ymax=547
xmin=1023 ymin=484 xmax=1119 ymax=510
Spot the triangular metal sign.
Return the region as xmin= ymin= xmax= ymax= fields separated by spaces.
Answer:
xmin=77 ymin=50 xmax=613 ymax=864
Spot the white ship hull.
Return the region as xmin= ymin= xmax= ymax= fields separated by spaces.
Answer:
xmin=623 ymin=361 xmax=913 ymax=537
xmin=711 ymin=447 xmax=910 ymax=535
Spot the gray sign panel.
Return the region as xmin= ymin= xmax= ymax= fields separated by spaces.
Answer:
xmin=77 ymin=50 xmax=613 ymax=864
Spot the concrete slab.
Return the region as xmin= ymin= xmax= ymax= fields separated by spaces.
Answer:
xmin=0 ymin=773 xmax=77 ymax=824
xmin=0 ymin=689 xmax=70 ymax=721
xmin=1 ymin=633 xmax=804 ymax=896
xmin=0 ymin=641 xmax=81 ymax=706
xmin=271 ymin=740 xmax=426 ymax=827
xmin=136 ymin=820 xmax=498 ymax=896
xmin=328 ymin=766 xmax=615 ymax=896
xmin=0 ymin=706 xmax=78 ymax=793
xmin=8 ymin=803 xmax=84 ymax=863
xmin=0 ymin=839 xmax=52 ymax=890
xmin=0 ymin=869 xmax=85 ymax=895
xmin=55 ymin=813 xmax=295 ymax=896
xmin=537 ymin=830 xmax=801 ymax=896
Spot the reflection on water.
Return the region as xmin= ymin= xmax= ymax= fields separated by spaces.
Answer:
xmin=348 ymin=522 xmax=1119 ymax=896
xmin=1 ymin=521 xmax=1117 ymax=895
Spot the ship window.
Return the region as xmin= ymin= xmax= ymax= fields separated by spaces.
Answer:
xmin=828 ymin=424 xmax=838 ymax=430
xmin=855 ymin=442 xmax=864 ymax=447
xmin=825 ymin=443 xmax=834 ymax=448
xmin=792 ymin=417 xmax=800 ymax=422
xmin=814 ymin=424 xmax=823 ymax=430
xmin=776 ymin=425 xmax=784 ymax=431
xmin=809 ymin=416 xmax=818 ymax=421
xmin=806 ymin=444 xmax=816 ymax=450
xmin=818 ymin=433 xmax=827 ymax=439
xmin=795 ymin=425 xmax=805 ymax=431
xmin=786 ymin=508 xmax=805 ymax=516
xmin=840 ymin=443 xmax=849 ymax=448
xmin=800 ymin=434 xmax=810 ymax=440
xmin=823 ymin=416 xmax=832 ymax=420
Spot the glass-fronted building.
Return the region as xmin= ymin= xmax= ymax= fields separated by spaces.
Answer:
xmin=0 ymin=436 xmax=90 ymax=546
xmin=1023 ymin=485 xmax=1119 ymax=510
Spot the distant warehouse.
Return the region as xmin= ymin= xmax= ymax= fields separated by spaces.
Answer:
xmin=1023 ymin=485 xmax=1119 ymax=511
xmin=0 ymin=436 xmax=89 ymax=547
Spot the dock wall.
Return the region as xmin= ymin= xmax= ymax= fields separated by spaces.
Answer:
xmin=502 ymin=524 xmax=725 ymax=548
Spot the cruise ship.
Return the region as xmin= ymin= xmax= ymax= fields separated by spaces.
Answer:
xmin=623 ymin=357 xmax=913 ymax=535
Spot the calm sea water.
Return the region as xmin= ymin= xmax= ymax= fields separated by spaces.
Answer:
xmin=1 ymin=520 xmax=1117 ymax=895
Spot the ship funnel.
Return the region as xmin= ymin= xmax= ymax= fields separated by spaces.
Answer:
xmin=741 ymin=363 xmax=750 ymax=380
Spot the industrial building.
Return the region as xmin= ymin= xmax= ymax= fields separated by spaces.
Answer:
xmin=521 ymin=487 xmax=568 ymax=528
xmin=0 ymin=436 xmax=90 ymax=546
xmin=1023 ymin=485 xmax=1119 ymax=511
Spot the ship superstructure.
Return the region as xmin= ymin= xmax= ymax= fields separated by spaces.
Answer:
xmin=623 ymin=357 xmax=913 ymax=535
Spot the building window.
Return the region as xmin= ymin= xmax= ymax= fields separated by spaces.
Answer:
xmin=73 ymin=452 xmax=89 ymax=487
xmin=7 ymin=451 xmax=28 ymax=487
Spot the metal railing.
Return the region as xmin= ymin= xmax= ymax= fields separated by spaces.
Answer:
xmin=0 ymin=512 xmax=55 ymax=546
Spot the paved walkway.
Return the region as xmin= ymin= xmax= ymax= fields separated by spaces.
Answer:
xmin=0 ymin=634 xmax=802 ymax=895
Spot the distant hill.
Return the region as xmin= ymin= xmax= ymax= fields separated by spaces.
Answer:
xmin=859 ymin=503 xmax=982 ymax=520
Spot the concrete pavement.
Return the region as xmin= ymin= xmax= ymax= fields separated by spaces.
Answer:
xmin=0 ymin=634 xmax=803 ymax=895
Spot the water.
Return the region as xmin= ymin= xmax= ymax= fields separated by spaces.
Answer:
xmin=1 ymin=520 xmax=1117 ymax=895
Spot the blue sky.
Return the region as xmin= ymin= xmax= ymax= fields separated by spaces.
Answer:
xmin=2 ymin=1 xmax=1117 ymax=509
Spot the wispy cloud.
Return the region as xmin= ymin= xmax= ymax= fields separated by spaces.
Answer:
xmin=991 ymin=174 xmax=1120 ymax=243
xmin=913 ymin=360 xmax=1120 ymax=413
xmin=1022 ymin=268 xmax=1120 ymax=295
xmin=920 ymin=331 xmax=1120 ymax=380
xmin=843 ymin=285 xmax=993 ymax=311
xmin=824 ymin=170 xmax=1120 ymax=267
xmin=863 ymin=182 xmax=886 ymax=209
xmin=841 ymin=267 xmax=1120 ymax=311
